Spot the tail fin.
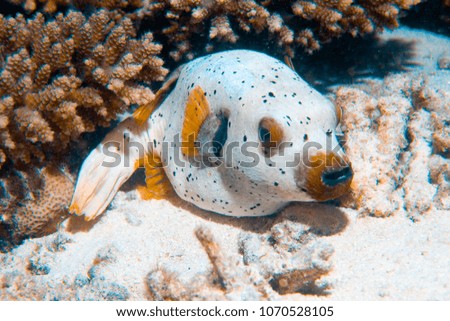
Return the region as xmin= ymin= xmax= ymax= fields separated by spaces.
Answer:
xmin=69 ymin=117 xmax=148 ymax=221
xmin=70 ymin=69 xmax=181 ymax=221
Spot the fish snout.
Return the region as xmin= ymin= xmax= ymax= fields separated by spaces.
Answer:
xmin=299 ymin=151 xmax=353 ymax=201
xmin=321 ymin=165 xmax=353 ymax=187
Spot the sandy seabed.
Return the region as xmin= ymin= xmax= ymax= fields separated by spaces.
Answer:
xmin=0 ymin=26 xmax=449 ymax=300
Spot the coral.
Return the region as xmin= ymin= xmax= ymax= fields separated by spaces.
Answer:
xmin=335 ymin=72 xmax=450 ymax=219
xmin=7 ymin=0 xmax=144 ymax=13
xmin=0 ymin=166 xmax=73 ymax=244
xmin=0 ymin=9 xmax=167 ymax=168
xmin=8 ymin=0 xmax=71 ymax=13
xmin=7 ymin=0 xmax=424 ymax=58
xmin=137 ymin=0 xmax=423 ymax=59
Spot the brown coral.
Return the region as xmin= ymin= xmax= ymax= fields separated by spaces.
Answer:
xmin=1 ymin=166 xmax=73 ymax=245
xmin=7 ymin=0 xmax=424 ymax=58
xmin=149 ymin=0 xmax=423 ymax=59
xmin=7 ymin=0 xmax=71 ymax=13
xmin=0 ymin=10 xmax=166 ymax=169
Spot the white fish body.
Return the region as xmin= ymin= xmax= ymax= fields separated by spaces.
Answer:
xmin=70 ymin=50 xmax=352 ymax=220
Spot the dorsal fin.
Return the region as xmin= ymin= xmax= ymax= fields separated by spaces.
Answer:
xmin=181 ymin=86 xmax=211 ymax=157
xmin=284 ymin=55 xmax=296 ymax=71
xmin=133 ymin=67 xmax=181 ymax=126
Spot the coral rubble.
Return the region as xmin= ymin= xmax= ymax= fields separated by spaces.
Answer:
xmin=335 ymin=72 xmax=450 ymax=219
xmin=147 ymin=218 xmax=333 ymax=300
xmin=146 ymin=227 xmax=275 ymax=300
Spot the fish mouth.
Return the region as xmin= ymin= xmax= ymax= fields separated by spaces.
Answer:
xmin=297 ymin=151 xmax=353 ymax=201
xmin=321 ymin=165 xmax=353 ymax=187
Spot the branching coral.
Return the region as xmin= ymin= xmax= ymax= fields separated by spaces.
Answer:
xmin=0 ymin=9 xmax=166 ymax=169
xmin=141 ymin=0 xmax=423 ymax=59
xmin=7 ymin=0 xmax=424 ymax=59
xmin=7 ymin=0 xmax=71 ymax=13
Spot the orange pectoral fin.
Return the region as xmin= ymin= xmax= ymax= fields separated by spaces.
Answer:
xmin=181 ymin=85 xmax=211 ymax=157
xmin=138 ymin=153 xmax=174 ymax=200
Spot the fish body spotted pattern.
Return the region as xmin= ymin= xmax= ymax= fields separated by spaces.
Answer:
xmin=70 ymin=50 xmax=353 ymax=220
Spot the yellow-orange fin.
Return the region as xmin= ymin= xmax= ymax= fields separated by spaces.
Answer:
xmin=133 ymin=68 xmax=180 ymax=126
xmin=181 ymin=86 xmax=211 ymax=157
xmin=69 ymin=202 xmax=81 ymax=215
xmin=138 ymin=153 xmax=174 ymax=200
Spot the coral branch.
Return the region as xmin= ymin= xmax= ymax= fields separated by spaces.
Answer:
xmin=0 ymin=9 xmax=167 ymax=167
xmin=7 ymin=0 xmax=424 ymax=58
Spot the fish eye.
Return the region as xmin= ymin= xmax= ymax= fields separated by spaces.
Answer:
xmin=258 ymin=117 xmax=284 ymax=157
xmin=211 ymin=113 xmax=229 ymax=157
xmin=198 ymin=110 xmax=229 ymax=159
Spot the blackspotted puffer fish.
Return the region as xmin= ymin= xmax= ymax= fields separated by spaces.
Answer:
xmin=70 ymin=50 xmax=353 ymax=220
